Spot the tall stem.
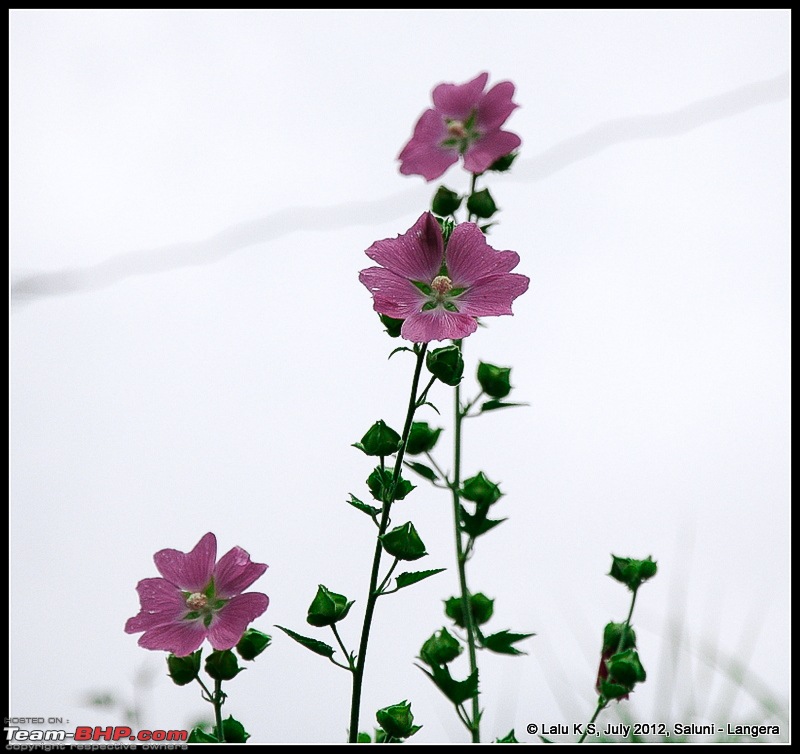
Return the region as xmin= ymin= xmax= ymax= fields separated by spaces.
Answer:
xmin=451 ymin=340 xmax=481 ymax=742
xmin=213 ymin=679 xmax=225 ymax=743
xmin=348 ymin=344 xmax=428 ymax=742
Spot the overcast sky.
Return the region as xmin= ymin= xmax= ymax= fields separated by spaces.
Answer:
xmin=10 ymin=10 xmax=789 ymax=744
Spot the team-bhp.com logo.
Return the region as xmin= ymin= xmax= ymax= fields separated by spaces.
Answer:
xmin=5 ymin=726 xmax=188 ymax=743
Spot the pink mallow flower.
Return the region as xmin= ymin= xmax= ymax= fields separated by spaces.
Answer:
xmin=125 ymin=532 xmax=269 ymax=657
xmin=359 ymin=212 xmax=529 ymax=343
xmin=398 ymin=72 xmax=521 ymax=181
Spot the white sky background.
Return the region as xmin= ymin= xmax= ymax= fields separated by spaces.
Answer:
xmin=9 ymin=10 xmax=790 ymax=744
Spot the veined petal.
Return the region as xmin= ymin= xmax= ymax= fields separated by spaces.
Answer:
xmin=154 ymin=532 xmax=217 ymax=592
xmin=365 ymin=212 xmax=443 ymax=282
xmin=457 ymin=273 xmax=530 ymax=317
xmin=398 ymin=109 xmax=457 ymax=182
xmin=476 ymin=80 xmax=519 ymax=132
xmin=463 ymin=129 xmax=521 ymax=175
xmin=359 ymin=267 xmax=427 ymax=319
xmin=125 ymin=577 xmax=186 ymax=633
xmin=137 ymin=620 xmax=208 ymax=657
xmin=432 ymin=72 xmax=489 ymax=120
xmin=213 ymin=546 xmax=268 ymax=599
xmin=446 ymin=223 xmax=521 ymax=287
xmin=401 ymin=309 xmax=478 ymax=343
xmin=207 ymin=593 xmax=270 ymax=650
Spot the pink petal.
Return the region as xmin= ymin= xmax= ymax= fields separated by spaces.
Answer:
xmin=463 ymin=129 xmax=522 ymax=174
xmin=154 ymin=532 xmax=217 ymax=592
xmin=476 ymin=80 xmax=519 ymax=132
xmin=207 ymin=593 xmax=270 ymax=650
xmin=213 ymin=546 xmax=268 ymax=599
xmin=399 ymin=109 xmax=458 ymax=182
xmin=446 ymin=223 xmax=521 ymax=287
xmin=359 ymin=267 xmax=428 ymax=319
xmin=457 ymin=273 xmax=530 ymax=317
xmin=365 ymin=213 xmax=443 ymax=282
xmin=125 ymin=577 xmax=186 ymax=633
xmin=137 ymin=619 xmax=208 ymax=657
xmin=432 ymin=72 xmax=489 ymax=120
xmin=401 ymin=309 xmax=478 ymax=343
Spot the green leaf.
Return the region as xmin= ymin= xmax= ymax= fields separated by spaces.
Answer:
xmin=379 ymin=314 xmax=404 ymax=338
xmin=405 ymin=460 xmax=439 ymax=482
xmin=307 ymin=585 xmax=355 ymax=627
xmin=460 ymin=503 xmax=506 ymax=539
xmin=480 ymin=400 xmax=528 ymax=413
xmin=380 ymin=521 xmax=427 ymax=561
xmin=488 ymin=152 xmax=518 ymax=172
xmin=275 ymin=625 xmax=335 ymax=659
xmin=221 ymin=716 xmax=250 ymax=743
xmin=495 ymin=730 xmax=520 ymax=743
xmin=388 ymin=346 xmax=414 ymax=360
xmin=394 ymin=568 xmax=446 ymax=592
xmin=418 ymin=663 xmax=479 ymax=705
xmin=480 ymin=629 xmax=535 ymax=655
xmin=347 ymin=494 xmax=381 ymax=520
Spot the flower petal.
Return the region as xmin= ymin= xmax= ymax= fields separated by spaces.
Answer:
xmin=398 ymin=109 xmax=458 ymax=182
xmin=463 ymin=129 xmax=522 ymax=175
xmin=359 ymin=267 xmax=427 ymax=319
xmin=137 ymin=619 xmax=208 ymax=657
xmin=365 ymin=212 xmax=443 ymax=282
xmin=476 ymin=80 xmax=519 ymax=132
xmin=125 ymin=577 xmax=186 ymax=633
xmin=207 ymin=593 xmax=270 ymax=650
xmin=213 ymin=546 xmax=268 ymax=599
xmin=401 ymin=309 xmax=478 ymax=343
xmin=432 ymin=72 xmax=489 ymax=120
xmin=446 ymin=223 xmax=522 ymax=287
xmin=457 ymin=273 xmax=530 ymax=317
xmin=154 ymin=532 xmax=217 ymax=592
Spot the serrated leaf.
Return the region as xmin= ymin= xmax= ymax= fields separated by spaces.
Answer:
xmin=480 ymin=400 xmax=529 ymax=413
xmin=347 ymin=494 xmax=381 ymax=519
xmin=394 ymin=568 xmax=446 ymax=591
xmin=418 ymin=664 xmax=478 ymax=705
xmin=480 ymin=629 xmax=536 ymax=655
xmin=495 ymin=730 xmax=519 ymax=743
xmin=275 ymin=625 xmax=334 ymax=659
xmin=187 ymin=728 xmax=217 ymax=743
xmin=405 ymin=461 xmax=439 ymax=482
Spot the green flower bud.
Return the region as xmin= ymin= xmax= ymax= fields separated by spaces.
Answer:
xmin=235 ymin=628 xmax=272 ymax=661
xmin=601 ymin=622 xmax=637 ymax=655
xmin=376 ymin=700 xmax=422 ymax=740
xmin=477 ymin=362 xmax=512 ymax=398
xmin=406 ymin=422 xmax=443 ymax=455
xmin=380 ymin=521 xmax=427 ymax=561
xmin=353 ymin=420 xmax=402 ymax=456
xmin=204 ymin=649 xmax=244 ymax=681
xmin=432 ymin=186 xmax=462 ymax=216
xmin=420 ymin=627 xmax=462 ymax=666
xmin=461 ymin=472 xmax=502 ymax=506
xmin=367 ymin=466 xmax=414 ymax=502
xmin=598 ymin=679 xmax=631 ymax=701
xmin=426 ymin=345 xmax=464 ymax=387
xmin=306 ymin=585 xmax=355 ymax=627
xmin=221 ymin=716 xmax=250 ymax=743
xmin=609 ymin=555 xmax=658 ymax=591
xmin=166 ymin=650 xmax=201 ymax=686
xmin=606 ymin=648 xmax=646 ymax=688
xmin=379 ymin=314 xmax=404 ymax=338
xmin=467 ymin=188 xmax=498 ymax=219
xmin=444 ymin=593 xmax=494 ymax=627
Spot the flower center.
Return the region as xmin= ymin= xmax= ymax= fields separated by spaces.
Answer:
xmin=447 ymin=120 xmax=468 ymax=139
xmin=186 ymin=592 xmax=208 ymax=610
xmin=431 ymin=275 xmax=453 ymax=297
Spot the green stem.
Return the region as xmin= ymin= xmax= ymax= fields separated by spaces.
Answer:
xmin=577 ymin=699 xmax=607 ymax=744
xmin=467 ymin=173 xmax=479 ymax=223
xmin=213 ymin=678 xmax=225 ymax=743
xmin=451 ymin=341 xmax=481 ymax=743
xmin=347 ymin=344 xmax=429 ymax=743
xmin=332 ymin=624 xmax=355 ymax=673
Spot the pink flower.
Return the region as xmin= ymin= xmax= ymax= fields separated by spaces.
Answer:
xmin=359 ymin=212 xmax=529 ymax=343
xmin=125 ymin=532 xmax=269 ymax=657
xmin=398 ymin=72 xmax=521 ymax=182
